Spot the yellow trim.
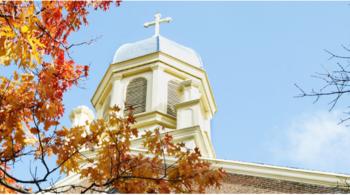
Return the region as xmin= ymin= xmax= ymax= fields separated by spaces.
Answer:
xmin=133 ymin=110 xmax=176 ymax=129
xmin=204 ymin=158 xmax=350 ymax=188
xmin=175 ymin=99 xmax=200 ymax=110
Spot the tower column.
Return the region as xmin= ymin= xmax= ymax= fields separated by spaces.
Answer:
xmin=151 ymin=64 xmax=165 ymax=112
xmin=110 ymin=74 xmax=123 ymax=110
xmin=176 ymin=80 xmax=201 ymax=128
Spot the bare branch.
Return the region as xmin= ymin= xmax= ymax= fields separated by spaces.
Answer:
xmin=297 ymin=46 xmax=350 ymax=123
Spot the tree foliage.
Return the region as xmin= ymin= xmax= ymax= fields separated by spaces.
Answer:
xmin=0 ymin=1 xmax=225 ymax=193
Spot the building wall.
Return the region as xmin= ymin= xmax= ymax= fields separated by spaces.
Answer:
xmin=207 ymin=173 xmax=350 ymax=194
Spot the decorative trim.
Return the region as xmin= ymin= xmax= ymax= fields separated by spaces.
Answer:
xmin=112 ymin=73 xmax=123 ymax=80
xmin=150 ymin=63 xmax=164 ymax=71
xmin=133 ymin=110 xmax=176 ymax=129
xmin=181 ymin=79 xmax=200 ymax=88
xmin=175 ymin=98 xmax=200 ymax=110
xmin=203 ymin=158 xmax=350 ymax=188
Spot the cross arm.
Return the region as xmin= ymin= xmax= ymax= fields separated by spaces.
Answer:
xmin=159 ymin=17 xmax=172 ymax=23
xmin=144 ymin=21 xmax=156 ymax=28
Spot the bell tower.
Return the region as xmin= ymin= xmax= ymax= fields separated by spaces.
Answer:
xmin=87 ymin=13 xmax=217 ymax=158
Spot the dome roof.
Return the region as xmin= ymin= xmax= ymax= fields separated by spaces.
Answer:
xmin=112 ymin=36 xmax=203 ymax=68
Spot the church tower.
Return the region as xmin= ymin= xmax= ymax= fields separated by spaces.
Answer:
xmin=62 ymin=14 xmax=350 ymax=194
xmin=78 ymin=13 xmax=217 ymax=158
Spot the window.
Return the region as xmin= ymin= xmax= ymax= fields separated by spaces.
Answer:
xmin=125 ymin=77 xmax=147 ymax=114
xmin=167 ymin=80 xmax=180 ymax=117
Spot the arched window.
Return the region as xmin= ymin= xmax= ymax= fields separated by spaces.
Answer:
xmin=167 ymin=80 xmax=180 ymax=117
xmin=125 ymin=77 xmax=147 ymax=114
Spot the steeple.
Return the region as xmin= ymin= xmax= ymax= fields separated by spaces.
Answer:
xmin=84 ymin=13 xmax=217 ymax=158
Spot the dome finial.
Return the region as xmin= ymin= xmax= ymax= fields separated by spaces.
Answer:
xmin=144 ymin=13 xmax=172 ymax=37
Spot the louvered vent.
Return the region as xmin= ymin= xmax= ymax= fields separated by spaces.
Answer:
xmin=125 ymin=77 xmax=147 ymax=115
xmin=167 ymin=80 xmax=180 ymax=117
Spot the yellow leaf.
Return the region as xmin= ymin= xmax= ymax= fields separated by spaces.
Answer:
xmin=21 ymin=25 xmax=29 ymax=33
xmin=24 ymin=137 xmax=37 ymax=145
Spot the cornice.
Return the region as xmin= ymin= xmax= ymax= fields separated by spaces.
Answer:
xmin=175 ymin=98 xmax=200 ymax=110
xmin=203 ymin=158 xmax=350 ymax=188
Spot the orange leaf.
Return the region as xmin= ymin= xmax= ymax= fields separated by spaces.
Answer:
xmin=30 ymin=127 xmax=39 ymax=134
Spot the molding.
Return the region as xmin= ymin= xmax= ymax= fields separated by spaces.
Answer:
xmin=130 ymin=126 xmax=202 ymax=148
xmin=128 ymin=125 xmax=215 ymax=158
xmin=181 ymin=79 xmax=200 ymax=88
xmin=133 ymin=110 xmax=176 ymax=129
xmin=203 ymin=158 xmax=350 ymax=188
xmin=150 ymin=63 xmax=164 ymax=71
xmin=175 ymin=98 xmax=200 ymax=110
xmin=112 ymin=73 xmax=123 ymax=80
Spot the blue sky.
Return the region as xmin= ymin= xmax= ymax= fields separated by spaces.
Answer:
xmin=60 ymin=1 xmax=350 ymax=174
xmin=7 ymin=1 xmax=350 ymax=182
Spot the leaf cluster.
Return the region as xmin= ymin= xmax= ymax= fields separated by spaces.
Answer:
xmin=0 ymin=1 xmax=225 ymax=193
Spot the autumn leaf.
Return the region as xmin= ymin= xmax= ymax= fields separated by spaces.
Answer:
xmin=30 ymin=127 xmax=39 ymax=134
xmin=20 ymin=25 xmax=29 ymax=33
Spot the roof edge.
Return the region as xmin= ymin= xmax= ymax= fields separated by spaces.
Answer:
xmin=54 ymin=148 xmax=350 ymax=189
xmin=203 ymin=157 xmax=350 ymax=188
